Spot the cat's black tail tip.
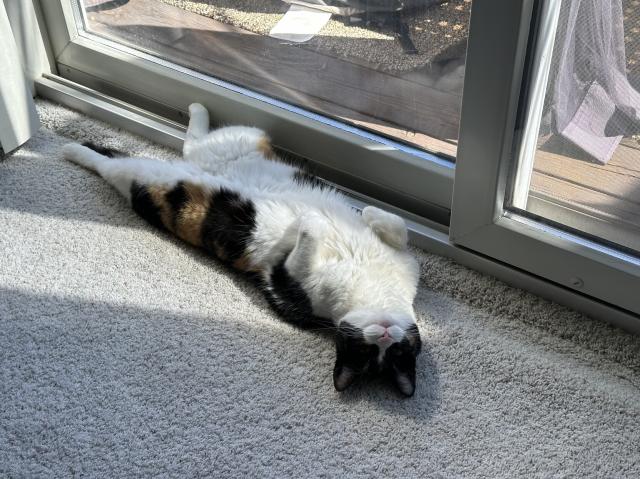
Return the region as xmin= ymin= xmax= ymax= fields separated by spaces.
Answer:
xmin=81 ymin=141 xmax=125 ymax=158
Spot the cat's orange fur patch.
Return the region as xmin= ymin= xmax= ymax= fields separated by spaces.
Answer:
xmin=257 ymin=136 xmax=274 ymax=159
xmin=232 ymin=255 xmax=259 ymax=273
xmin=137 ymin=182 xmax=258 ymax=270
xmin=147 ymin=185 xmax=173 ymax=229
xmin=174 ymin=182 xmax=209 ymax=247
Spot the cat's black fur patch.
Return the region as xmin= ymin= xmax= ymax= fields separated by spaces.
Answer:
xmin=383 ymin=325 xmax=421 ymax=396
xmin=165 ymin=181 xmax=189 ymax=229
xmin=201 ymin=188 xmax=256 ymax=262
xmin=384 ymin=338 xmax=418 ymax=397
xmin=293 ymin=170 xmax=325 ymax=189
xmin=404 ymin=324 xmax=422 ymax=355
xmin=335 ymin=322 xmax=378 ymax=371
xmin=333 ymin=321 xmax=379 ymax=391
xmin=130 ymin=182 xmax=164 ymax=230
xmin=81 ymin=141 xmax=123 ymax=158
xmin=333 ymin=321 xmax=421 ymax=396
xmin=262 ymin=256 xmax=315 ymax=326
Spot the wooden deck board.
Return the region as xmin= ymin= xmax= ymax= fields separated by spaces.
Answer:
xmin=84 ymin=0 xmax=461 ymax=157
xmin=533 ymin=148 xmax=640 ymax=205
xmin=530 ymin=173 xmax=640 ymax=225
xmin=530 ymin=137 xmax=640 ymax=251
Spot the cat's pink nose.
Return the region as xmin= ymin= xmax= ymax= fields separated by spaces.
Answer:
xmin=381 ymin=328 xmax=390 ymax=339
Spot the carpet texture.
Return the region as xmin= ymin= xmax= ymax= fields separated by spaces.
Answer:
xmin=1 ymin=99 xmax=639 ymax=478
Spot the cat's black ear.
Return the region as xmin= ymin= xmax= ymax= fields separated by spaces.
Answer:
xmin=391 ymin=357 xmax=416 ymax=397
xmin=392 ymin=364 xmax=416 ymax=397
xmin=333 ymin=361 xmax=357 ymax=391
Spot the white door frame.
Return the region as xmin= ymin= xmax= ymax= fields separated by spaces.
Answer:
xmin=0 ymin=0 xmax=41 ymax=153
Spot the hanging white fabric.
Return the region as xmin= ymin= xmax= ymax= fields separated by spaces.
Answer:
xmin=0 ymin=1 xmax=40 ymax=154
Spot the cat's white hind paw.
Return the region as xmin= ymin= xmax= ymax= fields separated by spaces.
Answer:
xmin=62 ymin=143 xmax=89 ymax=164
xmin=188 ymin=103 xmax=208 ymax=118
xmin=185 ymin=103 xmax=210 ymax=149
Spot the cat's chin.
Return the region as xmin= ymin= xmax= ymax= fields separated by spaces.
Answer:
xmin=339 ymin=310 xmax=415 ymax=335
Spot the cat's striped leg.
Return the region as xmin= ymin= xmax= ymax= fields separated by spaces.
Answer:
xmin=64 ymin=142 xmax=260 ymax=269
xmin=63 ymin=142 xmax=191 ymax=201
xmin=65 ymin=142 xmax=210 ymax=247
xmin=182 ymin=104 xmax=273 ymax=174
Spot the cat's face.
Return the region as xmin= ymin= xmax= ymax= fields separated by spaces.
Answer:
xmin=333 ymin=311 xmax=421 ymax=397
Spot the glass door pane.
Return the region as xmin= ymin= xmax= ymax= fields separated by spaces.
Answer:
xmin=77 ymin=0 xmax=472 ymax=158
xmin=511 ymin=0 xmax=640 ymax=254
xmin=450 ymin=0 xmax=640 ymax=318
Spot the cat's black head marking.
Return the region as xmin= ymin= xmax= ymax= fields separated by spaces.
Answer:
xmin=333 ymin=321 xmax=421 ymax=397
xmin=383 ymin=325 xmax=421 ymax=397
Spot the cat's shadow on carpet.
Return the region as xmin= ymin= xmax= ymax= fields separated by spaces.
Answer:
xmin=164 ymin=229 xmax=442 ymax=416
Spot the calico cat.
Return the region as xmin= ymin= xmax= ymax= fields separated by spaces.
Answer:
xmin=62 ymin=103 xmax=422 ymax=396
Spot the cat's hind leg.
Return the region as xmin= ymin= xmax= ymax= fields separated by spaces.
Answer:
xmin=182 ymin=103 xmax=273 ymax=175
xmin=64 ymin=142 xmax=206 ymax=239
xmin=183 ymin=102 xmax=210 ymax=157
xmin=63 ymin=142 xmax=201 ymax=205
xmin=63 ymin=142 xmax=243 ymax=253
xmin=63 ymin=142 xmax=137 ymax=200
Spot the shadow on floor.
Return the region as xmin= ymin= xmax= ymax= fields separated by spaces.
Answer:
xmin=0 ymin=285 xmax=441 ymax=418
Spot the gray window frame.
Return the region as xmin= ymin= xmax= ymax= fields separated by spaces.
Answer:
xmin=451 ymin=0 xmax=640 ymax=315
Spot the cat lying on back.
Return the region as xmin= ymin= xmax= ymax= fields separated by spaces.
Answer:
xmin=63 ymin=103 xmax=422 ymax=396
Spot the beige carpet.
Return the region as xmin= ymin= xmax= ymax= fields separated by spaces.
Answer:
xmin=1 ymin=99 xmax=639 ymax=477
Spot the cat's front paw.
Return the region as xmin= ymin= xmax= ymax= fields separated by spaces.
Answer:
xmin=299 ymin=212 xmax=330 ymax=239
xmin=362 ymin=206 xmax=408 ymax=249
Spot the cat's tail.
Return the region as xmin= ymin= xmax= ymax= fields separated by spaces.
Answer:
xmin=62 ymin=141 xmax=125 ymax=174
xmin=80 ymin=141 xmax=125 ymax=158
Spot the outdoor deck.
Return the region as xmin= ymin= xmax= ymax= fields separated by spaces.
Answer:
xmin=84 ymin=0 xmax=462 ymax=158
xmin=530 ymin=136 xmax=640 ymax=252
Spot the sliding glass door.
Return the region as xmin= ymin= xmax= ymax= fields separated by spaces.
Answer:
xmin=36 ymin=0 xmax=640 ymax=320
xmin=78 ymin=0 xmax=470 ymax=158
xmin=512 ymin=0 xmax=640 ymax=255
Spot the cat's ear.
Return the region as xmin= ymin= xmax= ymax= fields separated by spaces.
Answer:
xmin=362 ymin=206 xmax=408 ymax=250
xmin=333 ymin=361 xmax=357 ymax=392
xmin=391 ymin=364 xmax=416 ymax=397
